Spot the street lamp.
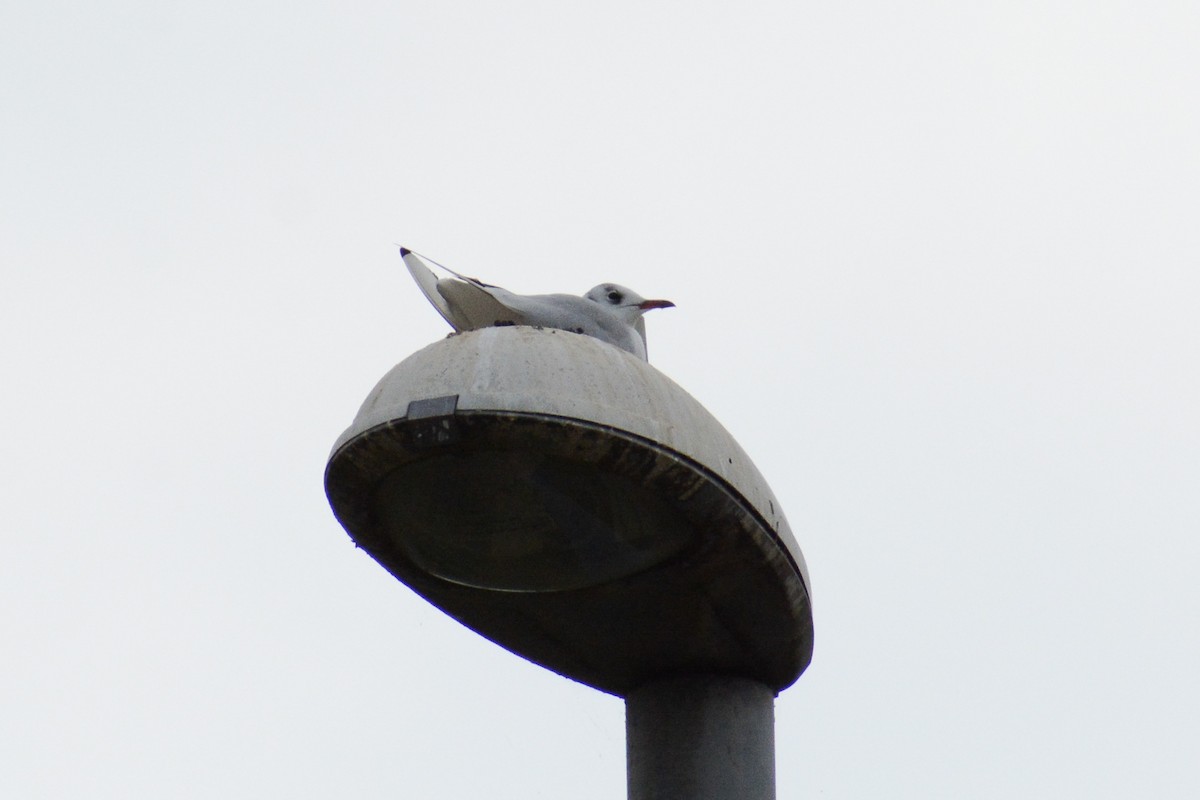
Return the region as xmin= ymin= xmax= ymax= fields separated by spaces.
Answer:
xmin=325 ymin=326 xmax=812 ymax=799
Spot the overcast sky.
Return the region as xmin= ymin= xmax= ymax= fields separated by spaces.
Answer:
xmin=3 ymin=2 xmax=1198 ymax=797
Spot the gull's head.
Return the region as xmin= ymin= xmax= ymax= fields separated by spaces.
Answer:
xmin=585 ymin=284 xmax=675 ymax=321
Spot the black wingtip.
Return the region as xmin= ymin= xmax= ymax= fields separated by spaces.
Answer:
xmin=399 ymin=246 xmax=411 ymax=257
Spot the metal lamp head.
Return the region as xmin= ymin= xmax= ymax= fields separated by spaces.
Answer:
xmin=325 ymin=326 xmax=812 ymax=696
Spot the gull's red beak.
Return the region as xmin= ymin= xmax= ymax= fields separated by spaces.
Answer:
xmin=638 ymin=299 xmax=675 ymax=310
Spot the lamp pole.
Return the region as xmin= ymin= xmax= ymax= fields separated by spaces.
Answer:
xmin=628 ymin=675 xmax=776 ymax=800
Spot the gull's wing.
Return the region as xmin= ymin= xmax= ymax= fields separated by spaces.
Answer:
xmin=402 ymin=248 xmax=459 ymax=328
xmin=401 ymin=247 xmax=522 ymax=331
xmin=435 ymin=278 xmax=523 ymax=330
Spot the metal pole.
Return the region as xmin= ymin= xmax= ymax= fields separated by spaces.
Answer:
xmin=626 ymin=675 xmax=775 ymax=800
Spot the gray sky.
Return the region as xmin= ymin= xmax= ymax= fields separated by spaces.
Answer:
xmin=3 ymin=2 xmax=1197 ymax=797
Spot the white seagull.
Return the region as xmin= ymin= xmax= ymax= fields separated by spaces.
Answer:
xmin=400 ymin=247 xmax=674 ymax=361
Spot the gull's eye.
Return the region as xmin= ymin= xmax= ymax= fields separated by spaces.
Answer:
xmin=606 ymin=290 xmax=622 ymax=304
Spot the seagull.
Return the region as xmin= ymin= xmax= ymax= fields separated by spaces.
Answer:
xmin=400 ymin=247 xmax=674 ymax=361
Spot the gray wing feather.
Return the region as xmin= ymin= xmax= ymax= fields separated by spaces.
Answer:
xmin=436 ymin=279 xmax=523 ymax=330
xmin=403 ymin=249 xmax=460 ymax=328
xmin=403 ymin=248 xmax=525 ymax=331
